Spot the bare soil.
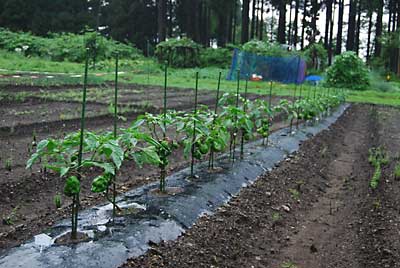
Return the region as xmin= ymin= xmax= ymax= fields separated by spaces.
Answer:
xmin=0 ymin=83 xmax=289 ymax=251
xmin=123 ymin=104 xmax=400 ymax=268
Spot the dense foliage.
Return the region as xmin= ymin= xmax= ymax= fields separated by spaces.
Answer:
xmin=325 ymin=52 xmax=370 ymax=91
xmin=303 ymin=43 xmax=328 ymax=71
xmin=199 ymin=48 xmax=234 ymax=68
xmin=0 ymin=28 xmax=141 ymax=63
xmin=155 ymin=38 xmax=202 ymax=67
xmin=241 ymin=40 xmax=297 ymax=57
xmin=27 ymin=89 xmax=345 ymax=228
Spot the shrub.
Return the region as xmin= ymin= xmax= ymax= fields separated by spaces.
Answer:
xmin=242 ymin=40 xmax=297 ymax=57
xmin=325 ymin=51 xmax=370 ymax=90
xmin=303 ymin=43 xmax=328 ymax=71
xmin=155 ymin=38 xmax=201 ymax=68
xmin=0 ymin=28 xmax=141 ymax=63
xmin=200 ymin=47 xmax=233 ymax=68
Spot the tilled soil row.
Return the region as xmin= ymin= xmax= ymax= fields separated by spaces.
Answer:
xmin=123 ymin=104 xmax=399 ymax=268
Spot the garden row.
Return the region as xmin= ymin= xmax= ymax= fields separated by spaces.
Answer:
xmin=27 ymin=65 xmax=345 ymax=240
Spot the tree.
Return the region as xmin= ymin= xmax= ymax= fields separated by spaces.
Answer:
xmin=374 ymin=0 xmax=384 ymax=57
xmin=276 ymin=0 xmax=287 ymax=44
xmin=242 ymin=0 xmax=250 ymax=43
xmin=336 ymin=0 xmax=344 ymax=54
xmin=324 ymin=0 xmax=333 ymax=49
xmin=157 ymin=0 xmax=167 ymax=42
xmin=346 ymin=0 xmax=357 ymax=51
xmin=293 ymin=0 xmax=300 ymax=47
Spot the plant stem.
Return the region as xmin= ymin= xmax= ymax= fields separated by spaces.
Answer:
xmin=163 ymin=63 xmax=168 ymax=139
xmin=266 ymin=80 xmax=273 ymax=146
xmin=209 ymin=72 xmax=222 ymax=170
xmin=73 ymin=48 xmax=89 ymax=239
xmin=112 ymin=53 xmax=119 ymax=221
xmin=232 ymin=71 xmax=240 ymax=162
xmin=190 ymin=72 xmax=199 ymax=178
xmin=240 ymin=78 xmax=248 ymax=160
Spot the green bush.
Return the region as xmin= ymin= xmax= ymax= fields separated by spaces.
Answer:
xmin=242 ymin=40 xmax=297 ymax=57
xmin=0 ymin=28 xmax=141 ymax=63
xmin=303 ymin=43 xmax=328 ymax=71
xmin=325 ymin=52 xmax=370 ymax=90
xmin=156 ymin=38 xmax=201 ymax=68
xmin=199 ymin=47 xmax=233 ymax=68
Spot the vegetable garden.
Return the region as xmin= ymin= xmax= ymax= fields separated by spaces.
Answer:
xmin=23 ymin=51 xmax=346 ymax=241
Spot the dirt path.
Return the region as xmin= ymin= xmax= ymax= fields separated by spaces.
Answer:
xmin=123 ymin=104 xmax=400 ymax=268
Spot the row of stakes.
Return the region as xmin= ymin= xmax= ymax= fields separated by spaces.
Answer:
xmin=71 ymin=49 xmax=336 ymax=238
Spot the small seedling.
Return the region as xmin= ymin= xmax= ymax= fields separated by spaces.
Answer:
xmin=289 ymin=188 xmax=300 ymax=200
xmin=281 ymin=261 xmax=297 ymax=268
xmin=272 ymin=212 xmax=281 ymax=222
xmin=370 ymin=165 xmax=382 ymax=189
xmin=5 ymin=158 xmax=12 ymax=171
xmin=368 ymin=147 xmax=389 ymax=167
xmin=373 ymin=199 xmax=381 ymax=210
xmin=2 ymin=206 xmax=19 ymax=225
xmin=320 ymin=146 xmax=328 ymax=158
xmin=394 ymin=163 xmax=400 ymax=179
xmin=54 ymin=194 xmax=62 ymax=209
xmin=368 ymin=147 xmax=389 ymax=189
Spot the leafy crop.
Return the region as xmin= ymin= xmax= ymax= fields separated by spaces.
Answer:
xmin=27 ymin=85 xmax=345 ymax=235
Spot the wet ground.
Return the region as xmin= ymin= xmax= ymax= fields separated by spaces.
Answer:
xmin=0 ymin=104 xmax=348 ymax=268
xmin=123 ymin=104 xmax=400 ymax=268
xmin=0 ymin=83 xmax=288 ymax=250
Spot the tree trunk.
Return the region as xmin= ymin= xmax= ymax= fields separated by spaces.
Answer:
xmin=328 ymin=0 xmax=335 ymax=65
xmin=375 ymin=0 xmax=384 ymax=57
xmin=324 ymin=0 xmax=332 ymax=49
xmin=388 ymin=0 xmax=393 ymax=33
xmin=288 ymin=1 xmax=293 ymax=45
xmin=277 ymin=1 xmax=286 ymax=44
xmin=301 ymin=0 xmax=307 ymax=50
xmin=251 ymin=0 xmax=257 ymax=39
xmin=346 ymin=0 xmax=357 ymax=51
xmin=168 ymin=0 xmax=173 ymax=37
xmin=293 ymin=0 xmax=299 ymax=48
xmin=259 ymin=0 xmax=265 ymax=40
xmin=157 ymin=0 xmax=167 ymax=42
xmin=366 ymin=11 xmax=373 ymax=62
xmin=355 ymin=1 xmax=361 ymax=55
xmin=233 ymin=0 xmax=237 ymax=44
xmin=241 ymin=0 xmax=250 ymax=43
xmin=309 ymin=0 xmax=318 ymax=45
xmin=228 ymin=3 xmax=233 ymax=43
xmin=336 ymin=0 xmax=344 ymax=54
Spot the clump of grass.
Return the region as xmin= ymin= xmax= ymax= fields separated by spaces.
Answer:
xmin=368 ymin=147 xmax=389 ymax=167
xmin=370 ymin=165 xmax=382 ymax=189
xmin=5 ymin=158 xmax=12 ymax=171
xmin=289 ymin=188 xmax=300 ymax=200
xmin=394 ymin=163 xmax=400 ymax=179
xmin=54 ymin=194 xmax=62 ymax=209
xmin=368 ymin=147 xmax=389 ymax=189
xmin=2 ymin=206 xmax=19 ymax=225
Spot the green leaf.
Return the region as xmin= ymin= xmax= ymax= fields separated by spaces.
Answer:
xmin=26 ymin=152 xmax=40 ymax=169
xmin=82 ymin=161 xmax=115 ymax=175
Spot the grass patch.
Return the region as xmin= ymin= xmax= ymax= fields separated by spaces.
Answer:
xmin=1 ymin=49 xmax=400 ymax=106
